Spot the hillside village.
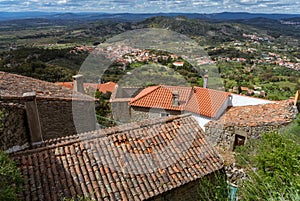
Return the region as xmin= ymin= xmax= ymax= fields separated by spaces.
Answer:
xmin=1 ymin=12 xmax=300 ymax=201
xmin=0 ymin=70 xmax=299 ymax=200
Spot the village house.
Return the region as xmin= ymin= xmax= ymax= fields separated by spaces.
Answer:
xmin=0 ymin=72 xmax=96 ymax=152
xmin=11 ymin=114 xmax=224 ymax=201
xmin=128 ymin=85 xmax=232 ymax=130
xmin=205 ymin=100 xmax=298 ymax=151
xmin=111 ymin=80 xmax=272 ymax=130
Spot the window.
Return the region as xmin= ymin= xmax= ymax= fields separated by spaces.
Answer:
xmin=233 ymin=134 xmax=246 ymax=150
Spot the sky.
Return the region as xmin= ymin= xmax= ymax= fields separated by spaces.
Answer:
xmin=1 ymin=0 xmax=300 ymax=14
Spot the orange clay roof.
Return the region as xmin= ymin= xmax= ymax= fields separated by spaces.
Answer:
xmin=11 ymin=114 xmax=223 ymax=201
xmin=55 ymin=82 xmax=116 ymax=94
xmin=55 ymin=82 xmax=73 ymax=90
xmin=206 ymin=100 xmax=297 ymax=127
xmin=185 ymin=87 xmax=231 ymax=118
xmin=129 ymin=85 xmax=231 ymax=118
xmin=98 ymin=82 xmax=116 ymax=94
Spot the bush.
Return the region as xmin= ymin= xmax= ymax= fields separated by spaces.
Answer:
xmin=0 ymin=151 xmax=23 ymax=201
xmin=198 ymin=170 xmax=229 ymax=201
xmin=235 ymin=127 xmax=300 ymax=201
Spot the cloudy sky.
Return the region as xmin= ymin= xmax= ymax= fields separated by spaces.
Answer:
xmin=1 ymin=0 xmax=300 ymax=14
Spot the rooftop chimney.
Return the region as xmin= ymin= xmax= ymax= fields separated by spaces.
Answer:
xmin=203 ymin=75 xmax=208 ymax=89
xmin=172 ymin=91 xmax=179 ymax=107
xmin=72 ymin=74 xmax=84 ymax=93
xmin=23 ymin=92 xmax=43 ymax=145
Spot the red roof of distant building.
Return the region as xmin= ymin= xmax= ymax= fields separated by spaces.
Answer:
xmin=129 ymin=85 xmax=231 ymax=118
xmin=98 ymin=82 xmax=116 ymax=94
xmin=173 ymin=61 xmax=184 ymax=66
xmin=55 ymin=82 xmax=116 ymax=94
xmin=55 ymin=82 xmax=73 ymax=90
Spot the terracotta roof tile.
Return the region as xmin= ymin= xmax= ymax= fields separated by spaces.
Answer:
xmin=206 ymin=101 xmax=298 ymax=127
xmin=0 ymin=71 xmax=93 ymax=101
xmin=185 ymin=87 xmax=231 ymax=118
xmin=129 ymin=85 xmax=231 ymax=118
xmin=11 ymin=114 xmax=223 ymax=201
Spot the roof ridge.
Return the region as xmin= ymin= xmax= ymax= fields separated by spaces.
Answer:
xmin=129 ymin=85 xmax=161 ymax=104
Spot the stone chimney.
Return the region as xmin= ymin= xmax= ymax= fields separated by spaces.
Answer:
xmin=23 ymin=92 xmax=43 ymax=144
xmin=203 ymin=75 xmax=208 ymax=88
xmin=72 ymin=74 xmax=84 ymax=93
xmin=172 ymin=91 xmax=179 ymax=107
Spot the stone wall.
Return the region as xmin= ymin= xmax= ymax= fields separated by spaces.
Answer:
xmin=111 ymin=101 xmax=131 ymax=123
xmin=0 ymin=102 xmax=29 ymax=151
xmin=130 ymin=106 xmax=181 ymax=122
xmin=148 ymin=170 xmax=225 ymax=201
xmin=0 ymin=97 xmax=96 ymax=150
xmin=205 ymin=122 xmax=289 ymax=151
xmin=37 ymin=99 xmax=96 ymax=140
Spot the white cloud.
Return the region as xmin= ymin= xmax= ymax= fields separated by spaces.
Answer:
xmin=57 ymin=0 xmax=67 ymax=4
xmin=0 ymin=0 xmax=299 ymax=13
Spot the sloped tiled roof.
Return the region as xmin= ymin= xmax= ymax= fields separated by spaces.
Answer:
xmin=0 ymin=71 xmax=93 ymax=101
xmin=11 ymin=114 xmax=223 ymax=201
xmin=129 ymin=85 xmax=231 ymax=118
xmin=185 ymin=87 xmax=231 ymax=118
xmin=206 ymin=101 xmax=298 ymax=127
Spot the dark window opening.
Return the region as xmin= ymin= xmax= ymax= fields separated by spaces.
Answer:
xmin=233 ymin=134 xmax=246 ymax=150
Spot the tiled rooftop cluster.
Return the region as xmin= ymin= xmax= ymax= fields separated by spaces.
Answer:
xmin=0 ymin=71 xmax=92 ymax=101
xmin=129 ymin=85 xmax=231 ymax=118
xmin=208 ymin=101 xmax=298 ymax=127
xmin=11 ymin=114 xmax=224 ymax=201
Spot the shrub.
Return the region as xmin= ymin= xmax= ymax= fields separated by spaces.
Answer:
xmin=235 ymin=128 xmax=300 ymax=201
xmin=0 ymin=151 xmax=23 ymax=201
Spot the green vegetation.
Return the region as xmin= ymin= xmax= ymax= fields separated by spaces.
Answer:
xmin=235 ymin=115 xmax=300 ymax=200
xmin=0 ymin=151 xmax=23 ymax=201
xmin=198 ymin=170 xmax=229 ymax=201
xmin=1 ymin=16 xmax=299 ymax=100
xmin=102 ymin=50 xmax=204 ymax=87
xmin=94 ymin=91 xmax=116 ymax=128
xmin=218 ymin=61 xmax=300 ymax=100
xmin=0 ymin=47 xmax=84 ymax=82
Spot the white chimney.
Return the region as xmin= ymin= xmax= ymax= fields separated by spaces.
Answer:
xmin=72 ymin=74 xmax=84 ymax=93
xmin=172 ymin=91 xmax=179 ymax=107
xmin=203 ymin=75 xmax=208 ymax=88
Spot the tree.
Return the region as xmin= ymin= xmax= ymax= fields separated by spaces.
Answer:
xmin=235 ymin=119 xmax=300 ymax=201
xmin=0 ymin=151 xmax=23 ymax=201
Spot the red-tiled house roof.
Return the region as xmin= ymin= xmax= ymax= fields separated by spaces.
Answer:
xmin=55 ymin=81 xmax=116 ymax=94
xmin=0 ymin=71 xmax=93 ymax=101
xmin=130 ymin=86 xmax=191 ymax=111
xmin=54 ymin=82 xmax=73 ymax=90
xmin=185 ymin=87 xmax=231 ymax=118
xmin=11 ymin=114 xmax=224 ymax=201
xmin=98 ymin=82 xmax=116 ymax=94
xmin=206 ymin=101 xmax=297 ymax=127
xmin=129 ymin=85 xmax=231 ymax=118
